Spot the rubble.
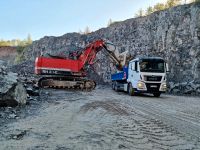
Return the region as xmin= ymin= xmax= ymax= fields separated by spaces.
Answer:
xmin=168 ymin=81 xmax=200 ymax=95
xmin=0 ymin=65 xmax=27 ymax=107
xmin=8 ymin=60 xmax=34 ymax=76
xmin=26 ymin=87 xmax=39 ymax=96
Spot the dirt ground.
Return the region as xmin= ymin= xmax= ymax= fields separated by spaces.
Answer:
xmin=1 ymin=86 xmax=200 ymax=150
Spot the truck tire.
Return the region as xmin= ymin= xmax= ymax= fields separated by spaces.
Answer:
xmin=114 ymin=82 xmax=119 ymax=92
xmin=112 ymin=82 xmax=115 ymax=90
xmin=153 ymin=93 xmax=161 ymax=97
xmin=128 ymin=83 xmax=135 ymax=96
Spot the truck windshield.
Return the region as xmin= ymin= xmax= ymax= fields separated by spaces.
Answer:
xmin=139 ymin=59 xmax=165 ymax=73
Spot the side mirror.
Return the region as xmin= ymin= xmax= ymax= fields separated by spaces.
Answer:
xmin=130 ymin=63 xmax=135 ymax=71
xmin=166 ymin=63 xmax=170 ymax=73
xmin=135 ymin=61 xmax=138 ymax=72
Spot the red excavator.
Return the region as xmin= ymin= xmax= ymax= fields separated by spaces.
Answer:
xmin=35 ymin=39 xmax=128 ymax=90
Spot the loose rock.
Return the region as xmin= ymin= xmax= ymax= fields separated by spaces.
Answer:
xmin=0 ymin=65 xmax=27 ymax=107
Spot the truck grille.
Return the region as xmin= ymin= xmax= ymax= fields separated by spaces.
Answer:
xmin=144 ymin=75 xmax=162 ymax=82
xmin=145 ymin=83 xmax=161 ymax=92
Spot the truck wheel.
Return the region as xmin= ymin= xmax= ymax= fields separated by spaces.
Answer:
xmin=114 ymin=82 xmax=119 ymax=92
xmin=153 ymin=93 xmax=161 ymax=97
xmin=128 ymin=83 xmax=134 ymax=96
xmin=112 ymin=82 xmax=115 ymax=90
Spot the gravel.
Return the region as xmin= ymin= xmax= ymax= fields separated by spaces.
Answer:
xmin=0 ymin=87 xmax=200 ymax=149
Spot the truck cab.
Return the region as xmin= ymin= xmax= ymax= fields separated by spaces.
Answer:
xmin=111 ymin=57 xmax=168 ymax=97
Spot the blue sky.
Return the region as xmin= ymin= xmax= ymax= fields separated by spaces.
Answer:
xmin=0 ymin=0 xmax=169 ymax=40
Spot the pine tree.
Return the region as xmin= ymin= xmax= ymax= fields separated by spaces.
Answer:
xmin=135 ymin=8 xmax=144 ymax=17
xmin=84 ymin=26 xmax=91 ymax=34
xmin=146 ymin=6 xmax=154 ymax=15
xmin=107 ymin=19 xmax=113 ymax=27
xmin=78 ymin=29 xmax=84 ymax=34
xmin=139 ymin=9 xmax=144 ymax=16
xmin=27 ymin=34 xmax=32 ymax=45
xmin=153 ymin=3 xmax=165 ymax=11
xmin=166 ymin=0 xmax=181 ymax=8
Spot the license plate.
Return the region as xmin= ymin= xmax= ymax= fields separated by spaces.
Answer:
xmin=150 ymin=85 xmax=157 ymax=88
xmin=148 ymin=77 xmax=157 ymax=81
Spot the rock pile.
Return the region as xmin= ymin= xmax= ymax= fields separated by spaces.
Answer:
xmin=0 ymin=65 xmax=27 ymax=107
xmin=168 ymin=81 xmax=200 ymax=95
xmin=8 ymin=60 xmax=35 ymax=76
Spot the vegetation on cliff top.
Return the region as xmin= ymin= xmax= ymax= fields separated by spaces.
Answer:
xmin=0 ymin=34 xmax=33 ymax=63
xmin=135 ymin=0 xmax=200 ymax=17
xmin=0 ymin=34 xmax=32 ymax=47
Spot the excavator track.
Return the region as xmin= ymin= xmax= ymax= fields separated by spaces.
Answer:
xmin=38 ymin=77 xmax=96 ymax=91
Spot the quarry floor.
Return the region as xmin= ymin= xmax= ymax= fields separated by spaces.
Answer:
xmin=1 ymin=86 xmax=200 ymax=150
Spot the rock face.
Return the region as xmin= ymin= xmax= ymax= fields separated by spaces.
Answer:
xmin=0 ymin=66 xmax=27 ymax=107
xmin=0 ymin=46 xmax=17 ymax=65
xmin=23 ymin=3 xmax=200 ymax=93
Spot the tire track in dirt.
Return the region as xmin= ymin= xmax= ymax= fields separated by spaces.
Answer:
xmin=79 ymin=101 xmax=130 ymax=116
xmin=77 ymin=98 xmax=198 ymax=150
xmin=1 ymin=88 xmax=200 ymax=150
xmin=122 ymin=96 xmax=200 ymax=139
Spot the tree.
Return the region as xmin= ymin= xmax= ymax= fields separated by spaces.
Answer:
xmin=15 ymin=39 xmax=21 ymax=46
xmin=153 ymin=3 xmax=166 ymax=11
xmin=135 ymin=8 xmax=144 ymax=17
xmin=16 ymin=46 xmax=25 ymax=54
xmin=11 ymin=40 xmax=17 ymax=46
xmin=139 ymin=9 xmax=144 ymax=17
xmin=0 ymin=40 xmax=7 ymax=46
xmin=146 ymin=6 xmax=154 ymax=15
xmin=0 ymin=36 xmax=33 ymax=47
xmin=78 ymin=29 xmax=84 ymax=34
xmin=107 ymin=18 xmax=113 ymax=27
xmin=194 ymin=0 xmax=200 ymax=2
xmin=135 ymin=0 xmax=183 ymax=18
xmin=166 ymin=0 xmax=181 ymax=8
xmin=26 ymin=34 xmax=32 ymax=45
xmin=84 ymin=26 xmax=91 ymax=34
xmin=188 ymin=0 xmax=194 ymax=2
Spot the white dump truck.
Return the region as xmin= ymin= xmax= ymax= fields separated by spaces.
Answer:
xmin=111 ymin=57 xmax=169 ymax=97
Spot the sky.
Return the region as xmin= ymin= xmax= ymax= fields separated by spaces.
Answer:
xmin=0 ymin=0 xmax=180 ymax=40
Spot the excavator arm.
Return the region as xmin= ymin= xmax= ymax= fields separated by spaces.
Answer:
xmin=77 ymin=39 xmax=106 ymax=70
xmin=77 ymin=39 xmax=128 ymax=70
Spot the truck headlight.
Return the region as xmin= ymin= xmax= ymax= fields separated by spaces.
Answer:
xmin=161 ymin=83 xmax=167 ymax=91
xmin=137 ymin=82 xmax=145 ymax=89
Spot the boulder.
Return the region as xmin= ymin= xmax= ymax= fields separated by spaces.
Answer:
xmin=0 ymin=66 xmax=27 ymax=107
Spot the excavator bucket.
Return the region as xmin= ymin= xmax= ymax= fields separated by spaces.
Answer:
xmin=104 ymin=41 xmax=128 ymax=69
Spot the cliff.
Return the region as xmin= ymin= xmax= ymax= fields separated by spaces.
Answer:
xmin=23 ymin=3 xmax=200 ymax=94
xmin=0 ymin=46 xmax=17 ymax=65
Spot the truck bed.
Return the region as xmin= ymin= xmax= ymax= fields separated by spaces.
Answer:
xmin=111 ymin=67 xmax=128 ymax=81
